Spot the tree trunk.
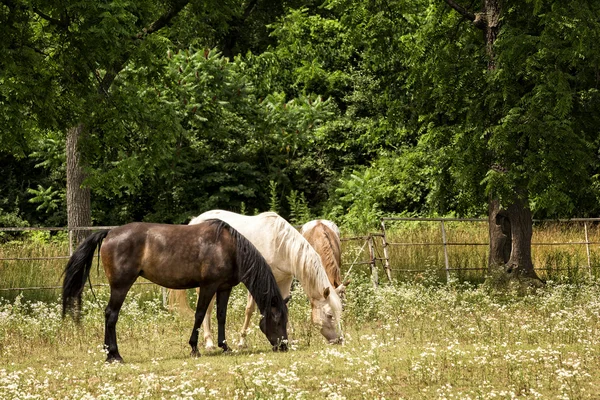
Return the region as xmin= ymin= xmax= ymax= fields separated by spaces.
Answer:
xmin=66 ymin=124 xmax=91 ymax=246
xmin=480 ymin=0 xmax=501 ymax=70
xmin=487 ymin=195 xmax=543 ymax=285
xmin=488 ymin=198 xmax=511 ymax=272
xmin=444 ymin=0 xmax=543 ymax=286
xmin=504 ymin=195 xmax=540 ymax=281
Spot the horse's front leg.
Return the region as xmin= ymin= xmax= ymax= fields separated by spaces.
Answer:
xmin=216 ymin=288 xmax=232 ymax=352
xmin=189 ymin=286 xmax=218 ymax=357
xmin=201 ymin=292 xmax=216 ymax=350
xmin=238 ymin=292 xmax=256 ymax=348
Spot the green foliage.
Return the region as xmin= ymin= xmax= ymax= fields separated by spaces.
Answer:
xmin=2 ymin=0 xmax=600 ymax=230
xmin=26 ymin=186 xmax=62 ymax=214
xmin=332 ymin=168 xmax=383 ymax=233
xmin=268 ymin=180 xmax=280 ymax=212
xmin=287 ymin=190 xmax=312 ymax=225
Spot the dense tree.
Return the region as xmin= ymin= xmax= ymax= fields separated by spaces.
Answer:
xmin=2 ymin=0 xmax=600 ymax=290
xmin=328 ymin=0 xmax=600 ymax=280
xmin=0 ymin=0 xmax=328 ymax=227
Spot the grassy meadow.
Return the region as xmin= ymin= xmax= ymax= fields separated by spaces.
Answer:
xmin=2 ymin=222 xmax=600 ymax=398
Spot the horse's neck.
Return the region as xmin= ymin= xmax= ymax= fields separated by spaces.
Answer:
xmin=282 ymin=237 xmax=331 ymax=300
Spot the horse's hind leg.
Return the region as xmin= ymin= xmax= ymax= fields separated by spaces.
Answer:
xmin=189 ymin=286 xmax=218 ymax=357
xmin=104 ymin=284 xmax=132 ymax=363
xmin=201 ymin=293 xmax=216 ymax=350
xmin=238 ymin=292 xmax=256 ymax=348
xmin=216 ymin=288 xmax=232 ymax=352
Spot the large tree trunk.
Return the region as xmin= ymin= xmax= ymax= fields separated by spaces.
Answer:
xmin=66 ymin=124 xmax=91 ymax=246
xmin=504 ymin=195 xmax=540 ymax=280
xmin=488 ymin=198 xmax=511 ymax=272
xmin=487 ymin=195 xmax=543 ymax=285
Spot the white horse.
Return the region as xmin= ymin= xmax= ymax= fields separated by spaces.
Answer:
xmin=171 ymin=210 xmax=345 ymax=348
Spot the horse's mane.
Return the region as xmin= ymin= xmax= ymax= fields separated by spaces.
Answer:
xmin=208 ymin=219 xmax=287 ymax=316
xmin=312 ymin=223 xmax=342 ymax=287
xmin=262 ymin=213 xmax=334 ymax=299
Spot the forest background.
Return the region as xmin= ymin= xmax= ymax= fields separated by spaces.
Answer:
xmin=2 ymin=0 xmax=600 ymax=254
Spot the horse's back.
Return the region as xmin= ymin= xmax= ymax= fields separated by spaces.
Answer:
xmin=101 ymin=221 xmax=238 ymax=289
xmin=192 ymin=211 xmax=282 ymax=260
xmin=300 ymin=219 xmax=341 ymax=238
xmin=300 ymin=220 xmax=342 ymax=287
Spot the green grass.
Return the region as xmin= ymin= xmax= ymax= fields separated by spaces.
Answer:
xmin=2 ymin=280 xmax=600 ymax=398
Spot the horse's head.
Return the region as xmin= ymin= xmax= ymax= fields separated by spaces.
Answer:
xmin=311 ymin=286 xmax=344 ymax=344
xmin=260 ymin=296 xmax=290 ymax=351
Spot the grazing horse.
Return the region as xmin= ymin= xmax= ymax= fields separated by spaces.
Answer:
xmin=62 ymin=220 xmax=289 ymax=363
xmin=170 ymin=211 xmax=345 ymax=349
xmin=300 ymin=220 xmax=349 ymax=303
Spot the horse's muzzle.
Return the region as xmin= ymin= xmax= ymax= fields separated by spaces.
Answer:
xmin=273 ymin=340 xmax=288 ymax=352
xmin=329 ymin=337 xmax=344 ymax=345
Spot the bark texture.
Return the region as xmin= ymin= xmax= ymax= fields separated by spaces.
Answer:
xmin=504 ymin=196 xmax=539 ymax=280
xmin=488 ymin=198 xmax=511 ymax=271
xmin=66 ymin=124 xmax=91 ymax=245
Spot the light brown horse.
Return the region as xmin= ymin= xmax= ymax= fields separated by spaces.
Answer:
xmin=62 ymin=220 xmax=289 ymax=363
xmin=300 ymin=220 xmax=349 ymax=301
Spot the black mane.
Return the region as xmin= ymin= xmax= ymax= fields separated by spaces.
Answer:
xmin=206 ymin=219 xmax=287 ymax=316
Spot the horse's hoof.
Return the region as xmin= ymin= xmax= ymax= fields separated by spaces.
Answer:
xmin=220 ymin=345 xmax=231 ymax=353
xmin=204 ymin=339 xmax=215 ymax=350
xmin=106 ymin=355 xmax=124 ymax=363
xmin=190 ymin=349 xmax=201 ymax=358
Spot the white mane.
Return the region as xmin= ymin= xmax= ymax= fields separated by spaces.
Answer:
xmin=265 ymin=213 xmax=334 ymax=299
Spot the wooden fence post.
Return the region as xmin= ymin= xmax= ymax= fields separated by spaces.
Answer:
xmin=440 ymin=221 xmax=450 ymax=282
xmin=368 ymin=235 xmax=378 ymax=288
xmin=584 ymin=221 xmax=592 ymax=276
xmin=380 ymin=220 xmax=392 ymax=281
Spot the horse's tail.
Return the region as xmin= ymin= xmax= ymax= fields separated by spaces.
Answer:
xmin=62 ymin=230 xmax=110 ymax=320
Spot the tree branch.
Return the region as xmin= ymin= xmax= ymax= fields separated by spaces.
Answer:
xmin=144 ymin=0 xmax=190 ymax=36
xmin=241 ymin=0 xmax=259 ymax=22
xmin=221 ymin=0 xmax=260 ymax=58
xmin=99 ymin=0 xmax=191 ymax=93
xmin=442 ymin=0 xmax=476 ymax=22
xmin=32 ymin=7 xmax=69 ymax=29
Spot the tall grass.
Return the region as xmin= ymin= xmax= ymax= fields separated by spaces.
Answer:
xmin=341 ymin=220 xmax=600 ymax=285
xmin=3 ymin=221 xmax=600 ymax=303
xmin=0 ymin=231 xmax=162 ymax=303
xmin=3 ymin=223 xmax=600 ymax=397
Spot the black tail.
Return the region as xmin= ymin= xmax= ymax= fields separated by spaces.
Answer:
xmin=62 ymin=230 xmax=110 ymax=320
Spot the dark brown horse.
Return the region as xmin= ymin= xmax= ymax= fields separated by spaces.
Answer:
xmin=62 ymin=220 xmax=289 ymax=363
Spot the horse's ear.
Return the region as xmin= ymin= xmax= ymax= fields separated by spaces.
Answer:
xmin=323 ymin=287 xmax=330 ymax=299
xmin=284 ymin=295 xmax=291 ymax=305
xmin=343 ymin=279 xmax=351 ymax=287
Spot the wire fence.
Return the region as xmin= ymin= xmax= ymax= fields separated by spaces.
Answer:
xmin=340 ymin=217 xmax=600 ymax=286
xmin=2 ymin=217 xmax=600 ymax=293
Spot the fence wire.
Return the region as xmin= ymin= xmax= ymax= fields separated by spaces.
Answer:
xmin=2 ymin=217 xmax=600 ymax=292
